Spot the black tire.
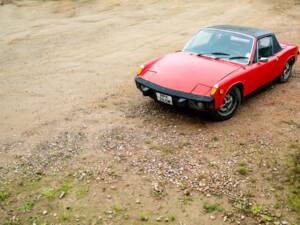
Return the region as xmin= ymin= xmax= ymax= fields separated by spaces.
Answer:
xmin=278 ymin=61 xmax=293 ymax=83
xmin=209 ymin=87 xmax=241 ymax=121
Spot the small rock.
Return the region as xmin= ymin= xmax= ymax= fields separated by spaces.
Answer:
xmin=53 ymin=213 xmax=57 ymax=217
xmin=210 ymin=215 xmax=216 ymax=220
xmin=107 ymin=195 xmax=112 ymax=199
xmin=42 ymin=210 xmax=47 ymax=215
xmin=183 ymin=189 xmax=190 ymax=196
xmin=59 ymin=191 xmax=65 ymax=199
xmin=156 ymin=216 xmax=162 ymax=222
xmin=107 ymin=210 xmax=113 ymax=214
xmin=165 ymin=217 xmax=169 ymax=222
xmin=241 ymin=215 xmax=245 ymax=220
xmin=281 ymin=221 xmax=289 ymax=225
xmin=135 ymin=199 xmax=141 ymax=204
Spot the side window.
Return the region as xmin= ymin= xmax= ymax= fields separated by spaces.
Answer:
xmin=257 ymin=36 xmax=273 ymax=58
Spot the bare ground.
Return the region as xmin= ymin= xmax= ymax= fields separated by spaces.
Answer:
xmin=0 ymin=0 xmax=300 ymax=225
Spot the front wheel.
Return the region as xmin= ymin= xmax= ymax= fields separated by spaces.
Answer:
xmin=209 ymin=87 xmax=241 ymax=121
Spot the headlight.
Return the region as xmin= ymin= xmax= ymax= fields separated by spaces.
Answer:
xmin=137 ymin=65 xmax=144 ymax=76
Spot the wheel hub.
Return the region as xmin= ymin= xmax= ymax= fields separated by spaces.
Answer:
xmin=283 ymin=63 xmax=291 ymax=79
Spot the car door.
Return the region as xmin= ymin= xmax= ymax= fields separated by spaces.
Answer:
xmin=244 ymin=36 xmax=278 ymax=94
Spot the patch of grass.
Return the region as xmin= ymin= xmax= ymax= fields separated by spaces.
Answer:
xmin=57 ymin=182 xmax=71 ymax=193
xmin=138 ymin=211 xmax=149 ymax=221
xmin=18 ymin=201 xmax=34 ymax=212
xmin=234 ymin=201 xmax=263 ymax=216
xmin=237 ymin=163 xmax=248 ymax=175
xmin=42 ymin=188 xmax=56 ymax=199
xmin=42 ymin=181 xmax=71 ymax=200
xmin=179 ymin=195 xmax=193 ymax=205
xmin=59 ymin=211 xmax=71 ymax=222
xmin=75 ymin=187 xmax=89 ymax=198
xmin=0 ymin=191 xmax=9 ymax=201
xmin=111 ymin=203 xmax=126 ymax=214
xmin=260 ymin=214 xmax=272 ymax=222
xmin=153 ymin=144 xmax=176 ymax=155
xmin=144 ymin=139 xmax=152 ymax=145
xmin=250 ymin=203 xmax=263 ymax=215
xmin=3 ymin=217 xmax=21 ymax=225
xmin=203 ymin=203 xmax=223 ymax=213
xmin=286 ymin=142 xmax=300 ymax=218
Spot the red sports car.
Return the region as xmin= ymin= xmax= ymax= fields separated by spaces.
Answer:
xmin=135 ymin=25 xmax=299 ymax=120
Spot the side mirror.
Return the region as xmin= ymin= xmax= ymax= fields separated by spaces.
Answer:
xmin=259 ymin=57 xmax=268 ymax=63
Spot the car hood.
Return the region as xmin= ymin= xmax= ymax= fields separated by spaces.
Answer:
xmin=142 ymin=52 xmax=242 ymax=94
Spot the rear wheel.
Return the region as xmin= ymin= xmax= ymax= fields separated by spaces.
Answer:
xmin=210 ymin=87 xmax=241 ymax=121
xmin=278 ymin=61 xmax=293 ymax=83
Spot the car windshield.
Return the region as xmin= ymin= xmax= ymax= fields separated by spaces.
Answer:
xmin=183 ymin=29 xmax=254 ymax=64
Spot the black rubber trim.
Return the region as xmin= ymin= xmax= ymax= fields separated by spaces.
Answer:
xmin=135 ymin=77 xmax=213 ymax=103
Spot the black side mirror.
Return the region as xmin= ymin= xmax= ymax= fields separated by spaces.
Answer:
xmin=259 ymin=57 xmax=268 ymax=63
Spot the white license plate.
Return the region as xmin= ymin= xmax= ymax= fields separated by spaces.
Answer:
xmin=156 ymin=92 xmax=173 ymax=105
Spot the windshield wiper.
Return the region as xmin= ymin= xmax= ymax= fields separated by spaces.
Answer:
xmin=197 ymin=52 xmax=230 ymax=56
xmin=229 ymin=56 xmax=249 ymax=60
xmin=209 ymin=52 xmax=230 ymax=56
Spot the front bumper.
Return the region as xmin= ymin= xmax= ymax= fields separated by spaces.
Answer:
xmin=135 ymin=77 xmax=214 ymax=110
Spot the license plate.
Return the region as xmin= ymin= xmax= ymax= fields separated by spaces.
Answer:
xmin=156 ymin=92 xmax=173 ymax=105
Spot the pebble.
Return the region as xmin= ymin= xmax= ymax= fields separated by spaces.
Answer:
xmin=106 ymin=210 xmax=113 ymax=214
xmin=42 ymin=210 xmax=47 ymax=215
xmin=59 ymin=191 xmax=65 ymax=199
xmin=183 ymin=189 xmax=190 ymax=196
xmin=281 ymin=221 xmax=289 ymax=225
xmin=135 ymin=199 xmax=141 ymax=204
xmin=156 ymin=216 xmax=162 ymax=222
xmin=165 ymin=217 xmax=169 ymax=222
xmin=210 ymin=215 xmax=216 ymax=220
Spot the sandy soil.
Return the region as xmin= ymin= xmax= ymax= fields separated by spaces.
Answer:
xmin=0 ymin=0 xmax=300 ymax=225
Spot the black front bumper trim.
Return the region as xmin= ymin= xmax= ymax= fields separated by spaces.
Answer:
xmin=135 ymin=77 xmax=213 ymax=103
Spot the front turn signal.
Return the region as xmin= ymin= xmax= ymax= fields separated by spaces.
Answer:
xmin=210 ymin=84 xmax=219 ymax=96
xmin=137 ymin=65 xmax=144 ymax=76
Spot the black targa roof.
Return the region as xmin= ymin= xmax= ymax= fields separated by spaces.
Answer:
xmin=206 ymin=25 xmax=273 ymax=38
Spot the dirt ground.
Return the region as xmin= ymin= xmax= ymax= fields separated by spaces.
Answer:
xmin=0 ymin=0 xmax=300 ymax=225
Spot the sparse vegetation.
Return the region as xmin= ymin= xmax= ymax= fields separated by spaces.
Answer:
xmin=154 ymin=144 xmax=176 ymax=155
xmin=138 ymin=212 xmax=148 ymax=221
xmin=42 ymin=181 xmax=71 ymax=199
xmin=203 ymin=203 xmax=223 ymax=213
xmin=75 ymin=186 xmax=89 ymax=198
xmin=237 ymin=163 xmax=248 ymax=175
xmin=42 ymin=187 xmax=56 ymax=199
xmin=285 ymin=142 xmax=300 ymax=219
xmin=0 ymin=191 xmax=9 ymax=201
xmin=18 ymin=201 xmax=34 ymax=212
